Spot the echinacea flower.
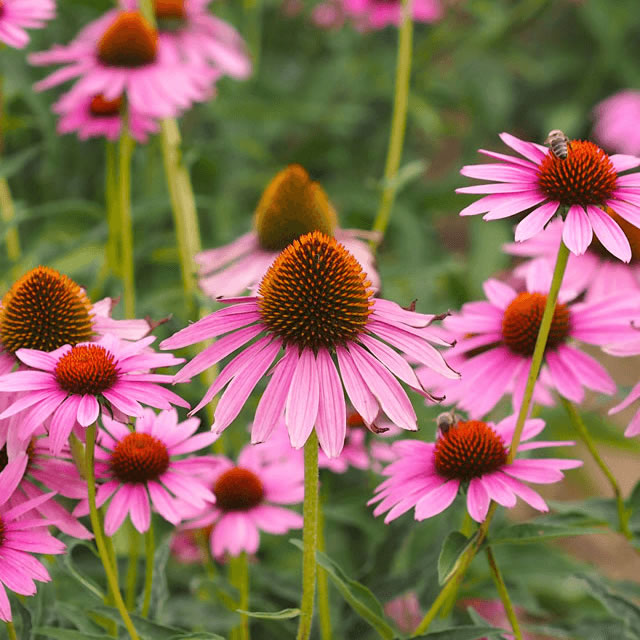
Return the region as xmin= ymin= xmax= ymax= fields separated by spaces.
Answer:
xmin=0 ymin=0 xmax=55 ymax=49
xmin=162 ymin=231 xmax=458 ymax=457
xmin=342 ymin=0 xmax=442 ymax=29
xmin=0 ymin=455 xmax=66 ymax=622
xmin=458 ymin=132 xmax=640 ymax=262
xmin=180 ymin=441 xmax=304 ymax=558
xmin=504 ymin=217 xmax=640 ymax=302
xmin=438 ymin=268 xmax=637 ymax=418
xmin=384 ymin=592 xmax=422 ymax=635
xmin=73 ymin=409 xmax=216 ymax=534
xmin=593 ymin=90 xmax=640 ymax=156
xmin=370 ymin=415 xmax=582 ymax=523
xmin=196 ymin=164 xmax=381 ymax=297
xmin=30 ymin=9 xmax=217 ymax=120
xmin=0 ymin=334 xmax=188 ymax=453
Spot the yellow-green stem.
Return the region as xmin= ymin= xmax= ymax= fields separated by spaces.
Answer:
xmin=85 ymin=424 xmax=141 ymax=640
xmin=486 ymin=547 xmax=523 ymax=640
xmin=105 ymin=141 xmax=120 ymax=277
xmin=317 ymin=493 xmax=331 ymax=640
xmin=370 ymin=0 xmax=413 ymax=248
xmin=296 ymin=431 xmax=320 ymax=640
xmin=125 ymin=524 xmax=140 ymax=610
xmin=118 ymin=125 xmax=136 ymax=318
xmin=0 ymin=177 xmax=20 ymax=264
xmin=6 ymin=621 xmax=17 ymax=640
xmin=243 ymin=0 xmax=262 ymax=72
xmin=230 ymin=552 xmax=250 ymax=640
xmin=560 ymin=396 xmax=632 ymax=540
xmin=142 ymin=524 xmax=154 ymax=617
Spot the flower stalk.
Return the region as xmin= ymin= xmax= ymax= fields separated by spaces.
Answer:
xmin=142 ymin=524 xmax=154 ymax=617
xmin=486 ymin=547 xmax=523 ymax=640
xmin=105 ymin=141 xmax=120 ymax=277
xmin=229 ymin=552 xmax=250 ymax=640
xmin=6 ymin=621 xmax=17 ymax=640
xmin=125 ymin=524 xmax=140 ymax=610
xmin=317 ymin=495 xmax=331 ymax=640
xmin=118 ymin=122 xmax=136 ymax=318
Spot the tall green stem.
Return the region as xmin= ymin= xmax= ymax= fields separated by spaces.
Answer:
xmin=230 ymin=552 xmax=250 ymax=640
xmin=486 ymin=547 xmax=523 ymax=640
xmin=371 ymin=0 xmax=413 ymax=247
xmin=6 ymin=621 xmax=17 ymax=640
xmin=118 ymin=125 xmax=136 ymax=318
xmin=142 ymin=524 xmax=154 ymax=617
xmin=85 ymin=424 xmax=141 ymax=640
xmin=296 ymin=431 xmax=320 ymax=640
xmin=105 ymin=141 xmax=120 ymax=277
xmin=560 ymin=396 xmax=632 ymax=540
xmin=125 ymin=524 xmax=140 ymax=610
xmin=243 ymin=0 xmax=262 ymax=72
xmin=317 ymin=494 xmax=331 ymax=640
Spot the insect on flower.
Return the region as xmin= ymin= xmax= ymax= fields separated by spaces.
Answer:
xmin=544 ymin=129 xmax=570 ymax=160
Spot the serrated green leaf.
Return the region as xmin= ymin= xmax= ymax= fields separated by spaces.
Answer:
xmin=411 ymin=625 xmax=508 ymax=639
xmin=34 ymin=628 xmax=112 ymax=640
xmin=438 ymin=531 xmax=473 ymax=585
xmin=236 ymin=607 xmax=300 ymax=620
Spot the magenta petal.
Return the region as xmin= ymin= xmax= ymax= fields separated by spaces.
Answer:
xmin=514 ymin=201 xmax=560 ymax=242
xmin=414 ymin=480 xmax=459 ymax=520
xmin=77 ymin=394 xmax=100 ymax=427
xmin=128 ymin=484 xmax=151 ymax=533
xmin=0 ymin=456 xmax=28 ymax=509
xmin=314 ymin=349 xmax=346 ymax=458
xmin=48 ymin=396 xmax=81 ymax=456
xmin=336 ymin=345 xmax=379 ymax=425
xmin=562 ymin=205 xmax=593 ymax=255
xmin=498 ymin=473 xmax=548 ymax=512
xmin=104 ymin=487 xmax=131 ymax=536
xmin=467 ymin=478 xmax=490 ymax=522
xmin=478 ymin=473 xmax=517 ymax=508
xmin=482 ymin=191 xmax=547 ymax=220
xmin=285 ymin=349 xmax=320 ymax=449
xmin=499 ymin=132 xmax=547 ymax=164
xmin=586 ymin=205 xmax=631 ymax=262
xmin=545 ymin=351 xmax=584 ymax=403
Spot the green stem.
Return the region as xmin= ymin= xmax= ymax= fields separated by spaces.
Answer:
xmin=6 ymin=621 xmax=17 ymax=640
xmin=85 ymin=424 xmax=141 ymax=640
xmin=118 ymin=125 xmax=136 ymax=318
xmin=105 ymin=141 xmax=120 ymax=277
xmin=230 ymin=552 xmax=250 ymax=640
xmin=142 ymin=524 xmax=154 ymax=617
xmin=296 ymin=431 xmax=320 ymax=640
xmin=507 ymin=240 xmax=570 ymax=462
xmin=486 ymin=547 xmax=523 ymax=640
xmin=125 ymin=524 xmax=140 ymax=610
xmin=243 ymin=0 xmax=262 ymax=73
xmin=317 ymin=494 xmax=331 ymax=640
xmin=560 ymin=396 xmax=632 ymax=540
xmin=370 ymin=0 xmax=413 ymax=248
xmin=0 ymin=177 xmax=20 ymax=264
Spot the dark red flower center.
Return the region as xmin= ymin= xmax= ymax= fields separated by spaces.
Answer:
xmin=97 ymin=11 xmax=158 ymax=68
xmin=258 ymin=231 xmax=373 ymax=352
xmin=434 ymin=420 xmax=508 ymax=481
xmin=0 ymin=266 xmax=94 ymax=354
xmin=55 ymin=345 xmax=119 ymax=395
xmin=537 ymin=140 xmax=618 ymax=207
xmin=347 ymin=412 xmax=366 ymax=428
xmin=213 ymin=467 xmax=264 ymax=512
xmin=89 ymin=94 xmax=123 ymax=117
xmin=501 ymin=292 xmax=570 ymax=357
xmin=0 ymin=2 xmax=4 ymax=17
xmin=255 ymin=165 xmax=337 ymax=251
xmin=590 ymin=206 xmax=640 ymax=262
xmin=110 ymin=432 xmax=170 ymax=483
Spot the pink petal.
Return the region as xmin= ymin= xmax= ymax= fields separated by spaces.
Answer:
xmin=414 ymin=480 xmax=459 ymax=520
xmin=336 ymin=345 xmax=379 ymax=425
xmin=514 ymin=201 xmax=560 ymax=242
xmin=467 ymin=479 xmax=490 ymax=522
xmin=314 ymin=349 xmax=346 ymax=458
xmin=562 ymin=205 xmax=593 ymax=255
xmin=285 ymin=349 xmax=320 ymax=449
xmin=77 ymin=394 xmax=100 ymax=427
xmin=586 ymin=205 xmax=631 ymax=262
xmin=128 ymin=484 xmax=151 ymax=533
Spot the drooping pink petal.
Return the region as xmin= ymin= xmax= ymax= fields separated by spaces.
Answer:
xmin=467 ymin=478 xmax=490 ymax=522
xmin=286 ymin=349 xmax=320 ymax=449
xmin=414 ymin=480 xmax=459 ymax=520
xmin=314 ymin=349 xmax=346 ymax=458
xmin=562 ymin=205 xmax=593 ymax=255
xmin=586 ymin=205 xmax=631 ymax=262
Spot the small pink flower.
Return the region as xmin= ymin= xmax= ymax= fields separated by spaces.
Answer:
xmin=0 ymin=455 xmax=66 ymax=622
xmin=0 ymin=334 xmax=188 ymax=453
xmin=342 ymin=0 xmax=442 ymax=29
xmin=74 ymin=409 xmax=216 ymax=535
xmin=593 ymin=90 xmax=640 ymax=156
xmin=605 ymin=334 xmax=640 ymax=437
xmin=196 ymin=164 xmax=381 ymax=298
xmin=458 ymin=132 xmax=640 ymax=262
xmin=461 ymin=598 xmax=533 ymax=640
xmin=162 ymin=231 xmax=457 ymax=458
xmin=370 ymin=415 xmax=582 ymax=523
xmin=384 ymin=592 xmax=422 ymax=634
xmin=181 ymin=442 xmax=304 ymax=558
xmin=0 ymin=0 xmax=55 ymax=49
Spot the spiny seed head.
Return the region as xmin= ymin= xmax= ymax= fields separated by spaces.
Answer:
xmin=501 ymin=292 xmax=570 ymax=357
xmin=97 ymin=11 xmax=158 ymax=68
xmin=110 ymin=433 xmax=170 ymax=484
xmin=255 ymin=165 xmax=338 ymax=251
xmin=537 ymin=140 xmax=618 ymax=207
xmin=591 ymin=206 xmax=640 ymax=262
xmin=90 ymin=94 xmax=123 ymax=117
xmin=213 ymin=467 xmax=264 ymax=511
xmin=258 ymin=231 xmax=373 ymax=352
xmin=54 ymin=344 xmax=119 ymax=395
xmin=0 ymin=266 xmax=94 ymax=354
xmin=434 ymin=420 xmax=508 ymax=481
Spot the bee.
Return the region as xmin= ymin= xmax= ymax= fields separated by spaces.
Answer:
xmin=436 ymin=411 xmax=458 ymax=435
xmin=545 ymin=129 xmax=570 ymax=160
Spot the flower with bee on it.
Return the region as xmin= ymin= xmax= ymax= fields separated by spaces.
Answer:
xmin=545 ymin=129 xmax=569 ymax=160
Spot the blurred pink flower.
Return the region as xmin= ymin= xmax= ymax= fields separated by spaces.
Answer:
xmin=384 ymin=592 xmax=422 ymax=634
xmin=593 ymin=91 xmax=640 ymax=156
xmin=0 ymin=0 xmax=55 ymax=49
xmin=162 ymin=231 xmax=456 ymax=458
xmin=458 ymin=132 xmax=640 ymax=262
xmin=461 ymin=598 xmax=534 ymax=640
xmin=370 ymin=415 xmax=581 ymax=523
xmin=342 ymin=0 xmax=442 ymax=29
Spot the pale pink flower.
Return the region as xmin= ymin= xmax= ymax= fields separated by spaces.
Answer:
xmin=458 ymin=132 xmax=640 ymax=262
xmin=605 ymin=335 xmax=640 ymax=437
xmin=593 ymin=90 xmax=640 ymax=156
xmin=342 ymin=0 xmax=442 ymax=29
xmin=196 ymin=164 xmax=381 ymax=298
xmin=0 ymin=455 xmax=66 ymax=622
xmin=181 ymin=442 xmax=304 ymax=558
xmin=162 ymin=231 xmax=457 ymax=458
xmin=0 ymin=334 xmax=188 ymax=454
xmin=370 ymin=415 xmax=582 ymax=523
xmin=0 ymin=0 xmax=54 ymax=49
xmin=384 ymin=592 xmax=422 ymax=634
xmin=461 ymin=598 xmax=534 ymax=640
xmin=74 ymin=409 xmax=216 ymax=535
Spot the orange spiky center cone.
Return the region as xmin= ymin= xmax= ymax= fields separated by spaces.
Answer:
xmin=97 ymin=11 xmax=158 ymax=68
xmin=110 ymin=433 xmax=171 ymax=483
xmin=213 ymin=467 xmax=264 ymax=511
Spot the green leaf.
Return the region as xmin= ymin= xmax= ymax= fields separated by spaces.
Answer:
xmin=412 ymin=625 xmax=508 ymax=639
xmin=169 ymin=633 xmax=226 ymax=640
xmin=290 ymin=539 xmax=396 ymax=640
xmin=141 ymin=533 xmax=171 ymax=617
xmin=34 ymin=628 xmax=112 ymax=640
xmin=236 ymin=608 xmax=301 ymax=620
xmin=438 ymin=531 xmax=473 ymax=585
xmin=60 ymin=538 xmax=105 ymax=601
xmin=490 ymin=512 xmax=604 ymax=545
xmin=0 ymin=146 xmax=39 ymax=180
xmin=381 ymin=160 xmax=428 ymax=193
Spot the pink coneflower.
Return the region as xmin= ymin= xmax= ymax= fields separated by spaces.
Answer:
xmin=0 ymin=0 xmax=55 ymax=49
xmin=0 ymin=334 xmax=188 ymax=454
xmin=196 ymin=165 xmax=381 ymax=298
xmin=342 ymin=0 xmax=442 ymax=29
xmin=605 ymin=335 xmax=640 ymax=438
xmin=370 ymin=415 xmax=582 ymax=523
xmin=73 ymin=410 xmax=216 ymax=534
xmin=593 ymin=90 xmax=640 ymax=156
xmin=162 ymin=231 xmax=457 ymax=457
xmin=384 ymin=592 xmax=422 ymax=634
xmin=460 ymin=598 xmax=536 ymax=640
xmin=29 ymin=9 xmax=216 ymax=120
xmin=181 ymin=442 xmax=304 ymax=558
xmin=0 ymin=455 xmax=66 ymax=622
xmin=458 ymin=132 xmax=640 ymax=262
xmin=53 ymin=90 xmax=158 ymax=142
xmin=504 ymin=217 xmax=640 ymax=302
xmin=438 ymin=269 xmax=637 ymax=418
